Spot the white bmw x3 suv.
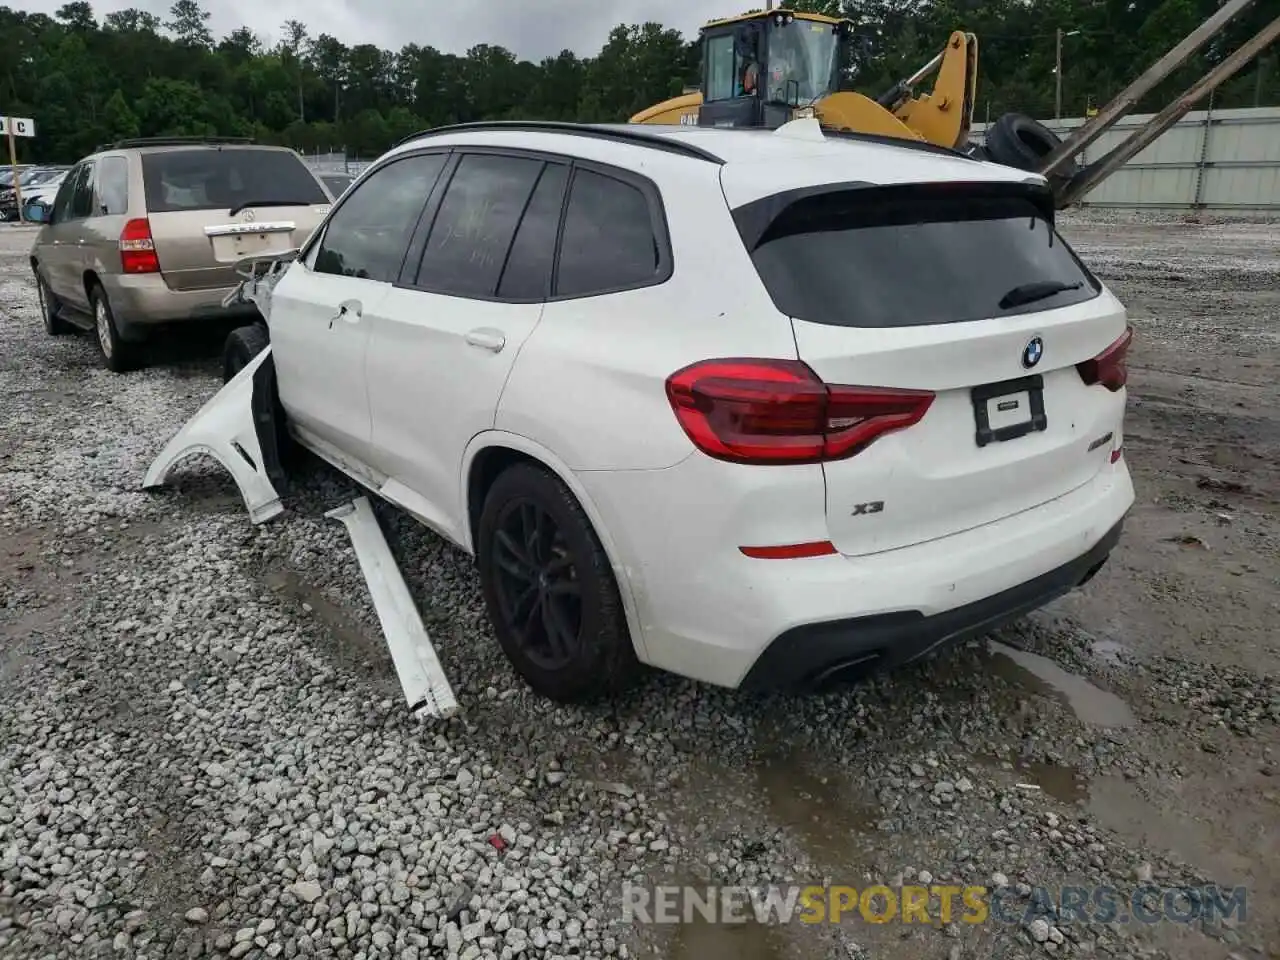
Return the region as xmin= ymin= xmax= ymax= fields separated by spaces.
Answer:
xmin=232 ymin=119 xmax=1135 ymax=702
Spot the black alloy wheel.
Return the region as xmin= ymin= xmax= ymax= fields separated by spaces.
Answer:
xmin=492 ymin=498 xmax=582 ymax=671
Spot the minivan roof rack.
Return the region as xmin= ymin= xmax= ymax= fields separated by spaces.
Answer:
xmin=392 ymin=121 xmax=726 ymax=164
xmin=105 ymin=136 xmax=256 ymax=150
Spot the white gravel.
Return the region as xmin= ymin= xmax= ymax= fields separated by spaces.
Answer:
xmin=2 ymin=221 xmax=1277 ymax=960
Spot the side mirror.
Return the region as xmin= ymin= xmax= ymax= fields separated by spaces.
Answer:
xmin=24 ymin=201 xmax=50 ymax=223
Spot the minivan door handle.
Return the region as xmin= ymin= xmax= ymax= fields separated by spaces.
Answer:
xmin=328 ymin=299 xmax=362 ymax=329
xmin=464 ymin=328 xmax=506 ymax=353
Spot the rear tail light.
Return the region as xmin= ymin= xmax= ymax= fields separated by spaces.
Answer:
xmin=119 ymin=218 xmax=159 ymax=274
xmin=1077 ymin=327 xmax=1133 ymax=392
xmin=664 ymin=358 xmax=935 ymax=465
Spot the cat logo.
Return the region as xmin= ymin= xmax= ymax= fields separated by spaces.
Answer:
xmin=679 ymin=113 xmax=699 ymax=126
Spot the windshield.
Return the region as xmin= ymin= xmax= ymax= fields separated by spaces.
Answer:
xmin=767 ymin=19 xmax=840 ymax=104
xmin=20 ymin=169 xmax=56 ymax=186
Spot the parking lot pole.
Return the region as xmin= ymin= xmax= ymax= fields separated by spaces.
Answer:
xmin=6 ymin=119 xmax=22 ymax=223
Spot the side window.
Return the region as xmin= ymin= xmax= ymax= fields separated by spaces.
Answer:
xmin=313 ymin=153 xmax=447 ymax=283
xmin=413 ymin=153 xmax=545 ymax=299
xmin=705 ymin=34 xmax=736 ymax=101
xmin=68 ymin=163 xmax=96 ymax=220
xmin=50 ymin=167 xmax=80 ymax=224
xmin=496 ymin=163 xmax=569 ymax=301
xmin=95 ymin=157 xmax=129 ymax=216
xmin=554 ymin=170 xmax=662 ymax=299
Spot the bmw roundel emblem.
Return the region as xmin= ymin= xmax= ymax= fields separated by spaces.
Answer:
xmin=1022 ymin=336 xmax=1044 ymax=369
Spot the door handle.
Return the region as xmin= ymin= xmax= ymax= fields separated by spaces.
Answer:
xmin=464 ymin=328 xmax=506 ymax=353
xmin=328 ymin=299 xmax=362 ymax=329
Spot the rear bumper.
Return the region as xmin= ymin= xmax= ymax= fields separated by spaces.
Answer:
xmin=739 ymin=518 xmax=1124 ymax=692
xmin=104 ymin=273 xmax=258 ymax=333
xmin=579 ymin=445 xmax=1134 ymax=691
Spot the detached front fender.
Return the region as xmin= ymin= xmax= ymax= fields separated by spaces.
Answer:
xmin=143 ymin=345 xmax=283 ymax=524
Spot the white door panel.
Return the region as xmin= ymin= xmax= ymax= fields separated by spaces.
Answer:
xmin=365 ymin=292 xmax=542 ymax=531
xmin=270 ymin=264 xmax=382 ymax=463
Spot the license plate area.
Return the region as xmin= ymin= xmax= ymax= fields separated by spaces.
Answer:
xmin=972 ymin=374 xmax=1047 ymax=448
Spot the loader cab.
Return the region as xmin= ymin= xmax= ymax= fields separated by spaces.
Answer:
xmin=698 ymin=10 xmax=854 ymax=129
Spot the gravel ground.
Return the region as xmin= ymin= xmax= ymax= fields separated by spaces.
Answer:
xmin=2 ymin=213 xmax=1278 ymax=960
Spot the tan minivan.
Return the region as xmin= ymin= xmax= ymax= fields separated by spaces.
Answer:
xmin=29 ymin=137 xmax=333 ymax=371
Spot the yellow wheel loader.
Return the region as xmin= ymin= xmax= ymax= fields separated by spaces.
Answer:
xmin=629 ymin=8 xmax=1078 ymax=183
xmin=630 ymin=9 xmax=989 ymax=151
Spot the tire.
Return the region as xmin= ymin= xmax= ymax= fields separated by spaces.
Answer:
xmin=35 ymin=270 xmax=74 ymax=336
xmin=223 ymin=322 xmax=270 ymax=384
xmin=90 ymin=283 xmax=140 ymax=373
xmin=984 ymin=112 xmax=1079 ymax=177
xmin=477 ymin=463 xmax=638 ymax=702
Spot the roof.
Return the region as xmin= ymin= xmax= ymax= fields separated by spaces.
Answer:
xmin=702 ymin=9 xmax=852 ymax=29
xmin=388 ymin=120 xmax=1047 ymax=207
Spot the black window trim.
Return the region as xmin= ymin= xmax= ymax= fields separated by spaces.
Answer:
xmin=394 ymin=145 xmax=675 ymax=305
xmin=299 ymin=147 xmax=454 ymax=282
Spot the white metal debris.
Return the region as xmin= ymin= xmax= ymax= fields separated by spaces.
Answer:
xmin=326 ymin=496 xmax=459 ymax=720
xmin=142 ymin=346 xmax=283 ymax=524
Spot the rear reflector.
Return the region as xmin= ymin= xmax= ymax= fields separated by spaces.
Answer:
xmin=1077 ymin=327 xmax=1133 ymax=392
xmin=119 ymin=218 xmax=159 ymax=274
xmin=1110 ymin=447 xmax=1123 ymax=463
xmin=665 ymin=358 xmax=935 ymax=465
xmin=740 ymin=540 xmax=837 ymax=559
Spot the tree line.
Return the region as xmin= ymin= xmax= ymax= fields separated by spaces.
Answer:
xmin=3 ymin=0 xmax=1276 ymax=164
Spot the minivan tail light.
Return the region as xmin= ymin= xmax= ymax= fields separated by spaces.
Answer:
xmin=664 ymin=358 xmax=935 ymax=465
xmin=1077 ymin=327 xmax=1133 ymax=392
xmin=119 ymin=218 xmax=159 ymax=274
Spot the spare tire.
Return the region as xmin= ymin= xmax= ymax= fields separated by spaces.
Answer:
xmin=984 ymin=112 xmax=1078 ymax=177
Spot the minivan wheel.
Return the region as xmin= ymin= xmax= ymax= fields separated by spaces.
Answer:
xmin=90 ymin=283 xmax=138 ymax=373
xmin=223 ymin=322 xmax=270 ymax=383
xmin=477 ymin=463 xmax=638 ymax=702
xmin=35 ymin=271 xmax=73 ymax=335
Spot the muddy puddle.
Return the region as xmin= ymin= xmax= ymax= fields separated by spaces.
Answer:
xmin=262 ymin=564 xmax=396 ymax=688
xmin=1087 ymin=775 xmax=1257 ymax=884
xmin=665 ymin=910 xmax=796 ymax=960
xmin=753 ymin=741 xmax=879 ymax=867
xmin=989 ymin=640 xmax=1137 ymax=728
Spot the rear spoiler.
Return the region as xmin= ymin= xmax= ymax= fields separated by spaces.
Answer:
xmin=730 ymin=178 xmax=1057 ymax=251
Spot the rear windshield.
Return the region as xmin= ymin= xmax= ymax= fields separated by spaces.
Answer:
xmin=741 ymin=186 xmax=1100 ymax=328
xmin=141 ymin=148 xmax=327 ymax=214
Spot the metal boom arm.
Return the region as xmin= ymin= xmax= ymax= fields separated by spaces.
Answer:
xmin=1043 ymin=0 xmax=1279 ymax=206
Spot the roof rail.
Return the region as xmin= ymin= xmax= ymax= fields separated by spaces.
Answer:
xmin=393 ymin=121 xmax=725 ymax=164
xmin=818 ymin=127 xmax=979 ymax=162
xmin=106 ymin=135 xmax=256 ymax=150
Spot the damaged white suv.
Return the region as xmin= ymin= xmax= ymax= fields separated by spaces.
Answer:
xmin=147 ymin=120 xmax=1135 ymax=703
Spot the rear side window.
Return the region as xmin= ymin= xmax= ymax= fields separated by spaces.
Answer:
xmin=313 ymin=153 xmax=447 ymax=283
xmin=140 ymin=148 xmax=327 ymax=214
xmin=555 ymin=170 xmax=661 ymax=299
xmin=96 ymin=157 xmax=129 ymax=215
xmin=743 ymin=187 xmax=1100 ymax=327
xmin=413 ymin=154 xmax=545 ymax=298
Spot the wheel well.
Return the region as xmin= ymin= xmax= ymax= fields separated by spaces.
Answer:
xmin=82 ymin=270 xmax=101 ymax=301
xmin=466 ymin=446 xmax=544 ymax=548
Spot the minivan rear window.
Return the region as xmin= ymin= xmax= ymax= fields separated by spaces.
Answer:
xmin=740 ymin=185 xmax=1100 ymax=328
xmin=141 ymin=148 xmax=327 ymax=214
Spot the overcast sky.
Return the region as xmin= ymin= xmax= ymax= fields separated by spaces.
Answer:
xmin=27 ymin=0 xmax=736 ymax=60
